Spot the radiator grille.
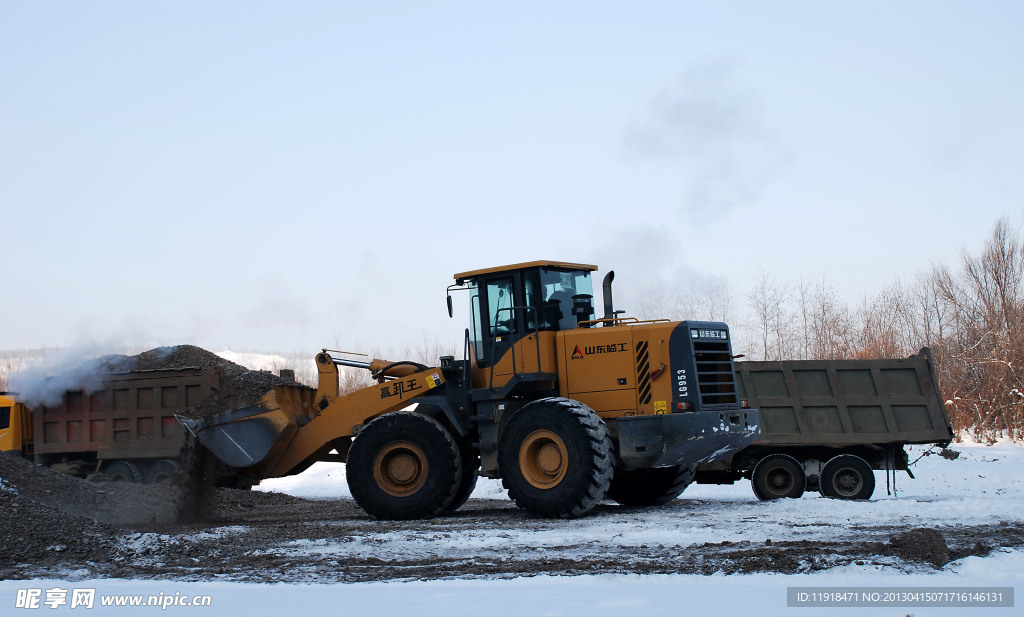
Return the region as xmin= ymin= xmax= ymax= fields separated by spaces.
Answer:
xmin=693 ymin=340 xmax=738 ymax=408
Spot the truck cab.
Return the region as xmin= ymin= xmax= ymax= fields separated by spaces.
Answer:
xmin=0 ymin=393 xmax=32 ymax=455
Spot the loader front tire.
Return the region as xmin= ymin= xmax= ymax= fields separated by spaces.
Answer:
xmin=347 ymin=412 xmax=462 ymax=520
xmin=606 ymin=464 xmax=696 ymax=506
xmin=444 ymin=441 xmax=479 ymax=513
xmin=498 ymin=397 xmax=613 ymax=518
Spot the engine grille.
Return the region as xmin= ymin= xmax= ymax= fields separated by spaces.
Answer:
xmin=693 ymin=340 xmax=739 ymax=408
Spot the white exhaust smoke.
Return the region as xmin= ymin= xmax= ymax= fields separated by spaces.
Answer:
xmin=7 ymin=345 xmax=167 ymax=408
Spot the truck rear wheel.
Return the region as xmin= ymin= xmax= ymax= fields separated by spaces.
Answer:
xmin=498 ymin=397 xmax=613 ymax=518
xmin=819 ymin=455 xmax=875 ymax=500
xmin=606 ymin=464 xmax=696 ymax=506
xmin=144 ymin=459 xmax=182 ymax=484
xmin=347 ymin=412 xmax=462 ymax=520
xmin=751 ymin=454 xmax=806 ymax=500
xmin=104 ymin=460 xmax=143 ymax=483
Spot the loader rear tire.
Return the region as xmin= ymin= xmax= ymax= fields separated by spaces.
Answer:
xmin=606 ymin=464 xmax=697 ymax=506
xmin=104 ymin=460 xmax=143 ymax=483
xmin=751 ymin=454 xmax=806 ymax=500
xmin=498 ymin=397 xmax=613 ymax=518
xmin=818 ymin=454 xmax=875 ymax=500
xmin=347 ymin=412 xmax=462 ymax=520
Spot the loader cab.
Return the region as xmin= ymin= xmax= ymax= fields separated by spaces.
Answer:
xmin=453 ymin=261 xmax=597 ymax=369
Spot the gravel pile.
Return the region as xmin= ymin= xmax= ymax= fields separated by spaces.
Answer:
xmin=0 ymin=486 xmax=122 ymax=578
xmin=0 ymin=452 xmax=183 ymax=528
xmin=886 ymin=527 xmax=954 ymax=569
xmin=183 ymin=369 xmax=312 ymax=421
xmin=96 ymin=345 xmax=248 ymax=377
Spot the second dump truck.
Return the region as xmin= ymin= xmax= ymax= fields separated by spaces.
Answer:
xmin=695 ymin=350 xmax=953 ymax=500
xmin=180 ymin=261 xmax=760 ymax=519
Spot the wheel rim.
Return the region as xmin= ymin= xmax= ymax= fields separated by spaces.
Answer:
xmin=519 ymin=430 xmax=569 ymax=489
xmin=832 ymin=467 xmax=863 ymax=497
xmin=373 ymin=441 xmax=429 ymax=497
xmin=765 ymin=465 xmax=795 ymax=496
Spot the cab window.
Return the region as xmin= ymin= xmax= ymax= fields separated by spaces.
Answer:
xmin=539 ymin=269 xmax=594 ymax=330
xmin=486 ymin=277 xmax=515 ymax=336
xmin=468 ymin=281 xmax=484 ymax=362
xmin=523 ymin=269 xmax=543 ymax=331
xmin=0 ymin=406 xmax=10 ymax=431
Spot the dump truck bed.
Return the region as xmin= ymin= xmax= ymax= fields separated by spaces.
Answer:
xmin=734 ymin=349 xmax=952 ymax=447
xmin=33 ymin=367 xmax=223 ymax=461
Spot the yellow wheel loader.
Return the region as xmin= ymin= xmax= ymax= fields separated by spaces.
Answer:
xmin=178 ymin=261 xmax=760 ymax=519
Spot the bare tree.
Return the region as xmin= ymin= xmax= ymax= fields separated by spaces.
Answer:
xmin=805 ymin=279 xmax=856 ymax=359
xmin=680 ymin=275 xmax=734 ymax=323
xmin=930 ymin=218 xmax=1024 ymax=441
xmin=745 ymin=271 xmax=794 ymax=360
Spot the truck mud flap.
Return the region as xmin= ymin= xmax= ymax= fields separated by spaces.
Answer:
xmin=616 ymin=410 xmax=760 ymax=470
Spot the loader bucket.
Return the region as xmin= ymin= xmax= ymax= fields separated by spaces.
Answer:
xmin=176 ymin=385 xmax=316 ymax=471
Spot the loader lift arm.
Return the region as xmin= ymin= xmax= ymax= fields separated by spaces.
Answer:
xmin=178 ymin=351 xmax=446 ymax=480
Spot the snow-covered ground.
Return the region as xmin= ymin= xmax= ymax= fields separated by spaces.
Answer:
xmin=4 ymin=443 xmax=1021 ymax=616
xmin=3 ymin=553 xmax=1021 ymax=617
xmin=250 ymin=443 xmax=1024 ymax=568
xmin=257 ymin=441 xmax=1022 ymax=507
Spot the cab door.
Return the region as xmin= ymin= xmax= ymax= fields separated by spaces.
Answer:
xmin=479 ymin=275 xmax=517 ymax=368
xmin=469 ymin=274 xmax=523 ymax=382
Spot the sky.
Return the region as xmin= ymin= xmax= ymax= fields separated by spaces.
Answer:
xmin=2 ymin=2 xmax=1022 ymax=358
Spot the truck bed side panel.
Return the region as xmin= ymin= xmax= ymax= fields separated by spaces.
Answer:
xmin=33 ymin=368 xmax=221 ymax=460
xmin=735 ymin=352 xmax=953 ymax=446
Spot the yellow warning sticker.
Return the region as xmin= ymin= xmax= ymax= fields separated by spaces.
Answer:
xmin=426 ymin=373 xmax=443 ymax=388
xmin=654 ymin=400 xmax=667 ymax=415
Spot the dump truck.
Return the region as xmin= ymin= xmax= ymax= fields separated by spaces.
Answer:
xmin=694 ymin=349 xmax=954 ymax=500
xmin=1 ymin=360 xmax=248 ymax=486
xmin=179 ymin=261 xmax=761 ymax=519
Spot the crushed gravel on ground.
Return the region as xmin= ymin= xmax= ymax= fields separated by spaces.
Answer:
xmin=0 ymin=453 xmax=184 ymax=529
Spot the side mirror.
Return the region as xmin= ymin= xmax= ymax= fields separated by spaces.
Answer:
xmin=447 ymin=295 xmax=453 ymax=318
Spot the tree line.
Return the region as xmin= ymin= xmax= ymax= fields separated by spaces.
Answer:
xmin=734 ymin=218 xmax=1022 ymax=443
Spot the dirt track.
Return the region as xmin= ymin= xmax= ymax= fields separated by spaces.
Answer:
xmin=4 ymin=464 xmax=1023 ymax=583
